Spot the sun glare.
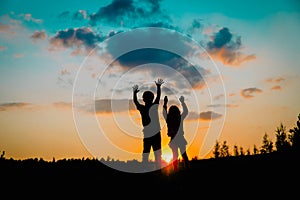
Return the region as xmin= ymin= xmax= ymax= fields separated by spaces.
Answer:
xmin=162 ymin=148 xmax=173 ymax=163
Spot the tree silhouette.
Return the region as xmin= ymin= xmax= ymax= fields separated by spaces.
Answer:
xmin=275 ymin=123 xmax=290 ymax=153
xmin=246 ymin=148 xmax=251 ymax=155
xmin=253 ymin=144 xmax=259 ymax=155
xmin=289 ymin=113 xmax=300 ymax=154
xmin=233 ymin=145 xmax=239 ymax=156
xmin=260 ymin=132 xmax=273 ymax=154
xmin=220 ymin=140 xmax=230 ymax=157
xmin=213 ymin=140 xmax=220 ymax=158
xmin=0 ymin=151 xmax=5 ymax=159
xmin=239 ymin=147 xmax=245 ymax=156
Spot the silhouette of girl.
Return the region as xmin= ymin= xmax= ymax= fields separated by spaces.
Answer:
xmin=163 ymin=95 xmax=189 ymax=171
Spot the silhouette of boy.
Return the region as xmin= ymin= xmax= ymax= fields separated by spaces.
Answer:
xmin=132 ymin=78 xmax=164 ymax=169
xmin=163 ymin=95 xmax=189 ymax=171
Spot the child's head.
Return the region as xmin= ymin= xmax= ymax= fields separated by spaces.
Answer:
xmin=168 ymin=105 xmax=181 ymax=116
xmin=142 ymin=91 xmax=154 ymax=103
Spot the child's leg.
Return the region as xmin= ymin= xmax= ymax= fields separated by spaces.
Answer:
xmin=142 ymin=138 xmax=151 ymax=163
xmin=180 ymin=145 xmax=189 ymax=169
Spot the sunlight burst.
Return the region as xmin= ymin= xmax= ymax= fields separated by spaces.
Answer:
xmin=162 ymin=148 xmax=173 ymax=163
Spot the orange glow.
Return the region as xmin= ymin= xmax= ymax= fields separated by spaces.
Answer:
xmin=162 ymin=147 xmax=173 ymax=163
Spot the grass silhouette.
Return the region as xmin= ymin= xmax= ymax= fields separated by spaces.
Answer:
xmin=0 ymin=151 xmax=298 ymax=198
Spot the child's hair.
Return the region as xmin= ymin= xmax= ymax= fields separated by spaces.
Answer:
xmin=166 ymin=105 xmax=181 ymax=137
xmin=142 ymin=91 xmax=154 ymax=103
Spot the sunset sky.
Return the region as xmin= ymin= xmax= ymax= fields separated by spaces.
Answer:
xmin=1 ymin=0 xmax=300 ymax=165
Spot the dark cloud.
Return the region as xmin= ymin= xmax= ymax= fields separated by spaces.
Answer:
xmin=207 ymin=27 xmax=232 ymax=49
xmin=199 ymin=111 xmax=222 ymax=121
xmin=206 ymin=27 xmax=256 ymax=66
xmin=110 ymin=48 xmax=206 ymax=89
xmin=240 ymin=87 xmax=262 ymax=98
xmin=104 ymin=29 xmax=208 ymax=90
xmin=89 ymin=0 xmax=170 ymax=27
xmin=192 ymin=19 xmax=202 ymax=29
xmin=49 ymin=27 xmax=104 ymax=52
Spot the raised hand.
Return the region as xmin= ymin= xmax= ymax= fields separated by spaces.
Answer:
xmin=132 ymin=85 xmax=139 ymax=93
xmin=155 ymin=78 xmax=164 ymax=86
xmin=164 ymin=96 xmax=168 ymax=104
xmin=179 ymin=96 xmax=184 ymax=103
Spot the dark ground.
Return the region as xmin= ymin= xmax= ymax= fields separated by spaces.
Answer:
xmin=0 ymin=152 xmax=299 ymax=198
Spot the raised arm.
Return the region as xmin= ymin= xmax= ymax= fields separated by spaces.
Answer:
xmin=154 ymin=78 xmax=164 ymax=104
xmin=162 ymin=96 xmax=168 ymax=120
xmin=179 ymin=96 xmax=188 ymax=119
xmin=132 ymin=85 xmax=141 ymax=107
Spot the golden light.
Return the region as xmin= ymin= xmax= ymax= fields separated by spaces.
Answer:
xmin=162 ymin=147 xmax=173 ymax=163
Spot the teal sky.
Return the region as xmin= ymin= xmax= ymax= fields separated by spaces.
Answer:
xmin=0 ymin=0 xmax=300 ymax=161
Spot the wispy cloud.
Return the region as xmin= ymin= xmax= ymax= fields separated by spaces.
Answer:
xmin=30 ymin=30 xmax=47 ymax=43
xmin=53 ymin=102 xmax=72 ymax=109
xmin=0 ymin=46 xmax=7 ymax=51
xmin=271 ymin=85 xmax=281 ymax=91
xmin=265 ymin=76 xmax=285 ymax=91
xmin=13 ymin=54 xmax=24 ymax=58
xmin=240 ymin=87 xmax=262 ymax=98
xmin=199 ymin=111 xmax=223 ymax=121
xmin=94 ymin=99 xmax=135 ymax=113
xmin=0 ymin=102 xmax=31 ymax=111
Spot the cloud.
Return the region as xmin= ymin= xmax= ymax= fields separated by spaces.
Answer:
xmin=94 ymin=98 xmax=186 ymax=114
xmin=94 ymin=99 xmax=136 ymax=113
xmin=89 ymin=0 xmax=170 ymax=27
xmin=240 ymin=87 xmax=262 ymax=98
xmin=0 ymin=46 xmax=7 ymax=51
xmin=207 ymin=104 xmax=239 ymax=108
xmin=105 ymin=29 xmax=208 ymax=90
xmin=58 ymin=11 xmax=71 ymax=19
xmin=271 ymin=85 xmax=281 ymax=90
xmin=205 ymin=27 xmax=256 ymax=66
xmin=73 ymin=10 xmax=88 ymax=20
xmin=30 ymin=30 xmax=47 ymax=43
xmin=265 ymin=77 xmax=285 ymax=83
xmin=186 ymin=111 xmax=200 ymax=121
xmin=53 ymin=102 xmax=72 ymax=109
xmin=265 ymin=76 xmax=285 ymax=91
xmin=13 ymin=54 xmax=24 ymax=58
xmin=23 ymin=13 xmax=43 ymax=24
xmin=186 ymin=110 xmax=223 ymax=121
xmin=199 ymin=111 xmax=223 ymax=121
xmin=0 ymin=23 xmax=12 ymax=33
xmin=0 ymin=102 xmax=31 ymax=111
xmin=60 ymin=68 xmax=71 ymax=76
xmin=49 ymin=27 xmax=104 ymax=53
xmin=213 ymin=94 xmax=224 ymax=100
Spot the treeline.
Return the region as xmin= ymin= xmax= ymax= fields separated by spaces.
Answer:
xmin=211 ymin=113 xmax=300 ymax=158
